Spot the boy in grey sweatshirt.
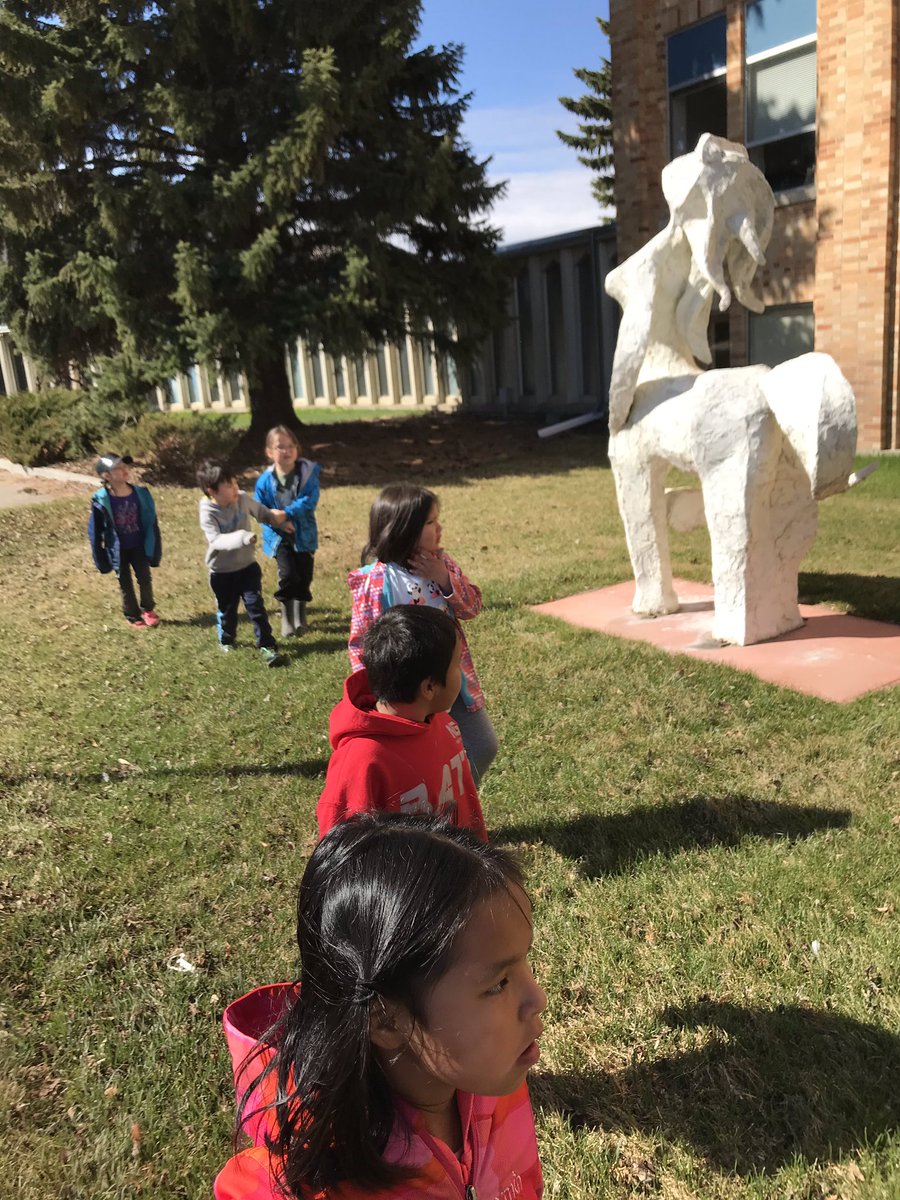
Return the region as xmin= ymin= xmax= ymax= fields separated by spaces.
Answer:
xmin=197 ymin=461 xmax=294 ymax=667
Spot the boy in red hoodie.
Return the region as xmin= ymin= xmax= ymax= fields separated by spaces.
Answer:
xmin=317 ymin=606 xmax=487 ymax=840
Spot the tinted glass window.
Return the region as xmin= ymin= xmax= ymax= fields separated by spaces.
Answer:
xmin=667 ymin=15 xmax=726 ymax=89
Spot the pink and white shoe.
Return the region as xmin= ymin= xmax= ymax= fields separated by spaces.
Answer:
xmin=141 ymin=610 xmax=161 ymax=627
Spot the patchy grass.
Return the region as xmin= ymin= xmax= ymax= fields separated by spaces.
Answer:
xmin=1 ymin=425 xmax=898 ymax=1199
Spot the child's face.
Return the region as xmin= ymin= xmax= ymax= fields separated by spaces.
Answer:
xmin=104 ymin=463 xmax=131 ymax=488
xmin=209 ymin=478 xmax=240 ymax=506
xmin=400 ymin=886 xmax=546 ymax=1102
xmin=266 ymin=435 xmax=300 ymax=474
xmin=416 ymin=504 xmax=442 ymax=555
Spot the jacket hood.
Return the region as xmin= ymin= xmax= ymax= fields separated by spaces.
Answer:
xmin=330 ymin=669 xmax=433 ymax=750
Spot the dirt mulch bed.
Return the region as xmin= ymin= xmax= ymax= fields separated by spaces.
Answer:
xmin=5 ymin=413 xmax=609 ymax=501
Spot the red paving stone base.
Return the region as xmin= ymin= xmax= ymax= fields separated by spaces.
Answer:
xmin=532 ymin=579 xmax=900 ymax=703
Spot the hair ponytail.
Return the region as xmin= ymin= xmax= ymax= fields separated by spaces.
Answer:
xmin=246 ymin=814 xmax=524 ymax=1195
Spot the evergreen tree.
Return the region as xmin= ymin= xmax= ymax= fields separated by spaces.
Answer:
xmin=0 ymin=2 xmax=507 ymax=439
xmin=557 ymin=16 xmax=614 ymax=220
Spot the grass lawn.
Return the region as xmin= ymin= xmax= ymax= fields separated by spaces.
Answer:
xmin=161 ymin=403 xmax=430 ymax=429
xmin=1 ymin=425 xmax=898 ymax=1200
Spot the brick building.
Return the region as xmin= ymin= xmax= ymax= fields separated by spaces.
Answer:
xmin=609 ymin=0 xmax=900 ymax=450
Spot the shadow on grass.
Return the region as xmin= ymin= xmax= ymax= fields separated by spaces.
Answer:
xmin=798 ymin=571 xmax=900 ymax=625
xmin=157 ymin=615 xmax=348 ymax=655
xmin=534 ymin=999 xmax=900 ymax=1173
xmin=0 ymin=759 xmax=329 ymax=788
xmin=157 ymin=613 xmax=219 ymax=629
xmin=278 ymin=634 xmax=349 ymax=657
xmin=494 ymin=796 xmax=850 ymax=878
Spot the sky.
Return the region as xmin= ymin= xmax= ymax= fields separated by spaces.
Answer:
xmin=415 ymin=0 xmax=611 ymax=245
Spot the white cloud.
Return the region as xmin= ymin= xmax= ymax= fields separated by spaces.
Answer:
xmin=488 ymin=169 xmax=606 ymax=244
xmin=464 ymin=104 xmax=609 ymax=243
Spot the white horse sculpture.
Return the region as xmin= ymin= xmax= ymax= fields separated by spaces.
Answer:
xmin=605 ymin=134 xmax=856 ymax=646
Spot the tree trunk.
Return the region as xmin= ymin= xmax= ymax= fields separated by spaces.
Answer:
xmin=241 ymin=347 xmax=303 ymax=454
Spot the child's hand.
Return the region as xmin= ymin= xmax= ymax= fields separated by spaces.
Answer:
xmin=410 ymin=549 xmax=451 ymax=593
xmin=281 ymin=520 xmax=295 ymax=535
xmin=243 ymin=531 xmax=257 ymax=545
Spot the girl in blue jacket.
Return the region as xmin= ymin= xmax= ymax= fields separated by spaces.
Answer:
xmin=254 ymin=426 xmax=321 ymax=636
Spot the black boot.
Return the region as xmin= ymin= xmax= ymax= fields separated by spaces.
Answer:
xmin=294 ymin=601 xmax=308 ymax=634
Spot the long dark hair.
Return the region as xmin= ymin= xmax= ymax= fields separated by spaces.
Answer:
xmin=362 ymin=483 xmax=438 ymax=569
xmin=246 ymin=814 xmax=524 ymax=1195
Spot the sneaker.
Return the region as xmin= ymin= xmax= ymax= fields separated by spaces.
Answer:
xmin=141 ymin=609 xmax=161 ymax=627
xmin=259 ymin=646 xmax=283 ymax=668
xmin=126 ymin=617 xmax=148 ymax=629
xmin=219 ymin=642 xmax=235 ymax=654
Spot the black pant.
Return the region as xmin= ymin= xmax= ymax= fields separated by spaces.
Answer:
xmin=117 ymin=547 xmax=155 ymax=621
xmin=210 ymin=562 xmax=275 ymax=649
xmin=273 ymin=545 xmax=314 ymax=604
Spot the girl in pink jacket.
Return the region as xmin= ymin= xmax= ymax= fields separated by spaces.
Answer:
xmin=348 ymin=484 xmax=498 ymax=782
xmin=214 ymin=814 xmax=547 ymax=1200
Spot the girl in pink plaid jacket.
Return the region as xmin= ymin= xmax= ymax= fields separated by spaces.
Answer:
xmin=347 ymin=484 xmax=498 ymax=781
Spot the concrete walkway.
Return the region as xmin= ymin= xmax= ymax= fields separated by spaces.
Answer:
xmin=0 ymin=465 xmax=94 ymax=509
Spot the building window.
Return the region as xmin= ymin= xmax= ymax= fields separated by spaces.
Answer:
xmin=185 ymin=364 xmax=202 ymax=406
xmin=227 ymin=369 xmax=243 ymax=406
xmin=375 ymin=345 xmax=389 ymax=396
xmin=310 ymin=346 xmax=324 ymax=398
xmin=207 ymin=368 xmax=220 ymax=405
xmin=748 ymin=303 xmax=814 ymax=367
xmin=667 ymin=15 xmax=727 ymax=159
xmin=745 ymin=0 xmax=816 ymax=192
xmin=333 ymin=355 xmax=346 ymax=398
xmin=353 ymin=356 xmax=367 ymax=398
xmin=515 ymin=270 xmax=535 ymax=397
xmin=577 ymin=254 xmax=600 ymax=396
xmin=12 ymin=350 xmax=29 ymax=392
xmin=398 ymin=342 xmax=412 ymax=396
xmin=544 ymin=261 xmax=566 ymax=397
xmin=709 ymin=314 xmax=731 ymax=369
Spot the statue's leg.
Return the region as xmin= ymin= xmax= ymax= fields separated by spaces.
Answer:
xmin=700 ymin=458 xmax=755 ymax=644
xmin=701 ymin=429 xmax=812 ymax=644
xmin=611 ymin=440 xmax=678 ymax=615
xmin=757 ymin=440 xmax=818 ymax=636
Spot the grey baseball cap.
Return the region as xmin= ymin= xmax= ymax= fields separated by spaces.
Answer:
xmin=95 ymin=453 xmax=134 ymax=476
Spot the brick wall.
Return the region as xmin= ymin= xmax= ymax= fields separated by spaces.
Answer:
xmin=609 ymin=0 xmax=900 ymax=449
xmin=815 ymin=0 xmax=899 ymax=449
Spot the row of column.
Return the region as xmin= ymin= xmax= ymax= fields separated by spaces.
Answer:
xmin=157 ymin=336 xmax=460 ymax=414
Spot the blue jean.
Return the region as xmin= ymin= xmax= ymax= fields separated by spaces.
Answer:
xmin=209 ymin=562 xmax=275 ymax=649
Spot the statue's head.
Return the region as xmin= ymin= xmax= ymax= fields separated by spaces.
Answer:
xmin=662 ymin=134 xmax=774 ymax=361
